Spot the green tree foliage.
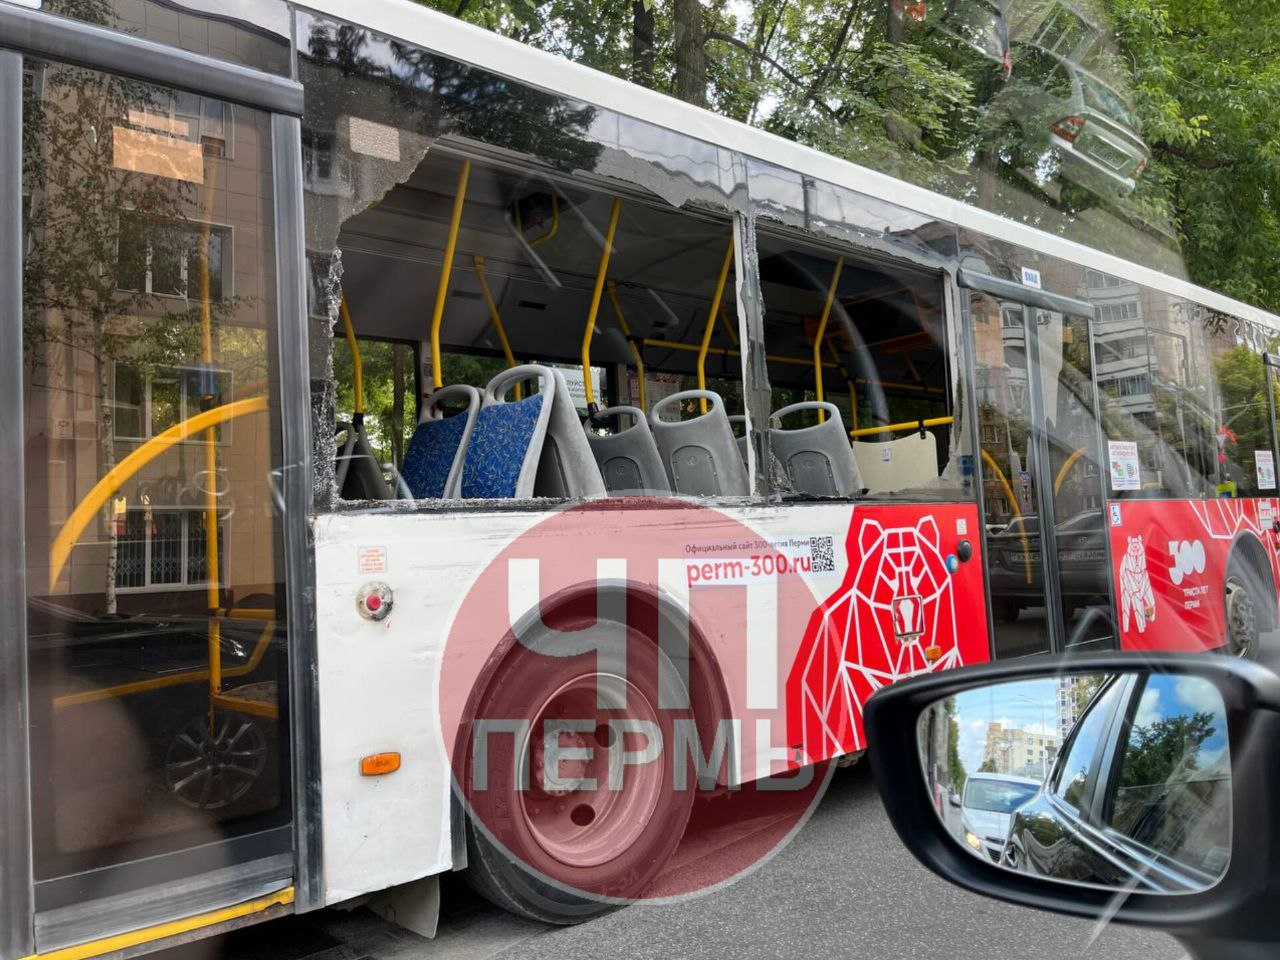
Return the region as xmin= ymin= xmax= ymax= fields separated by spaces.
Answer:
xmin=413 ymin=0 xmax=1280 ymax=314
xmin=1118 ymin=710 xmax=1216 ymax=788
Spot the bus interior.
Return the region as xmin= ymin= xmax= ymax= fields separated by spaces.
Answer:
xmin=326 ymin=146 xmax=955 ymax=506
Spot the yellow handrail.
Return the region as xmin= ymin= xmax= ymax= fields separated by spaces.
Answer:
xmin=582 ymin=198 xmax=621 ymax=409
xmin=980 ymin=449 xmax=1033 ymax=586
xmin=339 ymin=297 xmax=364 ymax=417
xmin=1054 ymin=447 xmax=1085 ymax=495
xmin=825 ymin=339 xmax=856 ymax=429
xmin=48 ymin=396 xmax=268 ymax=590
xmin=697 ymin=238 xmax=736 ymax=413
xmin=430 ymin=159 xmax=471 ymax=389
xmin=513 ymin=193 xmax=560 ymax=247
xmin=607 ymin=280 xmax=646 ymax=412
xmin=55 ymin=618 xmax=276 ymax=709
xmin=474 ymin=256 xmax=521 ymax=400
xmin=813 ymin=257 xmax=845 ymax=423
xmin=849 ymin=415 xmax=954 ymax=439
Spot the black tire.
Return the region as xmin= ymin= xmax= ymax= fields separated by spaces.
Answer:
xmin=1223 ymin=548 xmax=1278 ymax=660
xmin=461 ymin=625 xmax=695 ymax=924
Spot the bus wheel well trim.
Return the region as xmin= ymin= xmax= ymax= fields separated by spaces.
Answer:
xmin=447 ymin=578 xmax=736 ymax=818
xmin=1223 ymin=533 xmax=1278 ymax=658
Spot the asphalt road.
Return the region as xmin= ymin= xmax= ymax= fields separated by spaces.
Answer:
xmin=177 ymin=762 xmax=1187 ymax=960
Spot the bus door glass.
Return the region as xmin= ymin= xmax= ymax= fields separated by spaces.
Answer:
xmin=969 ymin=291 xmax=1113 ymax=657
xmin=20 ymin=59 xmax=295 ymax=939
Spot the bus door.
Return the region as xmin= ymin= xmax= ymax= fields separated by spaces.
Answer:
xmin=1 ymin=7 xmax=312 ymax=957
xmin=960 ymin=270 xmax=1115 ymax=659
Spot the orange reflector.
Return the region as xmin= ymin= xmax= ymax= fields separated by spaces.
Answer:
xmin=360 ymin=752 xmax=401 ymax=776
xmin=925 ymin=644 xmax=942 ymax=663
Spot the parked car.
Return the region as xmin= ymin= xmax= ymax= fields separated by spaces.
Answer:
xmin=988 ymin=42 xmax=1149 ymax=202
xmin=987 ymin=510 xmax=1109 ymax=622
xmin=959 ymin=772 xmax=1041 ymax=862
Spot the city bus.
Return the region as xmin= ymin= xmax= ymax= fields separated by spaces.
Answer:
xmin=3 ymin=0 xmax=1279 ymax=957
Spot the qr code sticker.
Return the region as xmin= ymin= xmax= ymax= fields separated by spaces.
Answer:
xmin=809 ymin=535 xmax=836 ymax=573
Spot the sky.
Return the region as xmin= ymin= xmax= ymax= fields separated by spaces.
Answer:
xmin=950 ymin=676 xmax=1061 ymax=774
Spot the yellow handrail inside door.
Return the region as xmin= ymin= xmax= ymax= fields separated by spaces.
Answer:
xmin=430 ymin=159 xmax=472 ymax=389
xmin=812 ymin=257 xmax=845 ymax=422
xmin=697 ymin=237 xmax=735 ymax=413
xmin=582 ymin=197 xmax=621 ymax=410
xmin=475 ymin=255 xmax=522 ymax=399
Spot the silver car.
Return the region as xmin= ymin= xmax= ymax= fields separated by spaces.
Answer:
xmin=959 ymin=772 xmax=1042 ymax=862
xmin=996 ymin=43 xmax=1149 ymax=200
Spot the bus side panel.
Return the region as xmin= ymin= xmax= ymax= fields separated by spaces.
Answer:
xmin=780 ymin=503 xmax=990 ymax=766
xmin=1106 ymin=497 xmax=1280 ymax=652
xmin=311 ymin=510 xmax=545 ymax=904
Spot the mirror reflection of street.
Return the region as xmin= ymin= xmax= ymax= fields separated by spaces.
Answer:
xmin=920 ymin=672 xmax=1232 ymax=893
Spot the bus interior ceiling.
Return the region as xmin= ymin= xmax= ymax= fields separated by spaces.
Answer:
xmin=330 ymin=147 xmax=952 ymax=493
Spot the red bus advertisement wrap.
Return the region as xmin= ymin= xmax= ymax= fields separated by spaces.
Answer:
xmin=1108 ymin=498 xmax=1280 ymax=652
xmin=788 ymin=504 xmax=990 ymax=762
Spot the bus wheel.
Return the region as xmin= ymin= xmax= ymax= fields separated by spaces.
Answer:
xmin=462 ymin=630 xmax=694 ymax=923
xmin=1224 ymin=551 xmax=1276 ymax=659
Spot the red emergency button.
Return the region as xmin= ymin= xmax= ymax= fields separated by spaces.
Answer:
xmin=356 ymin=581 xmax=393 ymax=621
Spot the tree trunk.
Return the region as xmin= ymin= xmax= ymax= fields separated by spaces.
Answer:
xmin=673 ymin=0 xmax=707 ymax=107
xmin=632 ymin=0 xmax=656 ymax=88
xmin=95 ymin=315 xmax=118 ymax=615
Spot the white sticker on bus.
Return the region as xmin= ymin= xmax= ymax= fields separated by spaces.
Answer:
xmin=1108 ymin=440 xmax=1141 ymax=491
xmin=1256 ymin=450 xmax=1276 ymax=490
xmin=1021 ymin=266 xmax=1042 ymax=289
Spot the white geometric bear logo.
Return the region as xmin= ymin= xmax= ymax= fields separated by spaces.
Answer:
xmin=1119 ymin=535 xmax=1157 ymax=634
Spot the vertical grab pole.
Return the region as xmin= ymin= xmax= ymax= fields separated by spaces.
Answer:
xmin=607 ymin=280 xmax=646 ymax=413
xmin=812 ymin=256 xmax=845 ymax=423
xmin=339 ymin=297 xmax=364 ymax=421
xmin=475 ymin=255 xmax=521 ymax=399
xmin=583 ymin=197 xmax=621 ymax=416
xmin=431 ymin=159 xmax=472 ymax=390
xmin=196 ymin=160 xmax=222 ymax=725
xmin=698 ymin=238 xmax=736 ymax=414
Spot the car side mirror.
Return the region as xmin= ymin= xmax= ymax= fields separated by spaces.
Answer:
xmin=864 ymin=653 xmax=1280 ymax=960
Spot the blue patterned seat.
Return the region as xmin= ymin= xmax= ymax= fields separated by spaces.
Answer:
xmin=459 ymin=365 xmax=556 ymax=499
xmin=401 ymin=385 xmax=481 ymax=499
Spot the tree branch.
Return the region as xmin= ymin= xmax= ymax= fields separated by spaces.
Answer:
xmin=704 ymin=29 xmax=840 ymax=120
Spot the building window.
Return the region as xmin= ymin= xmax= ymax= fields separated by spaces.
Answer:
xmin=1097 ymin=300 xmax=1141 ymax=324
xmin=117 ymin=212 xmax=231 ymax=302
xmin=127 ymin=92 xmax=233 ymax=158
xmin=1086 ymin=269 xmax=1125 ymax=290
xmin=116 ymin=508 xmax=226 ymax=590
xmin=112 ymin=363 xmax=233 ymax=442
xmin=1001 ymin=306 xmax=1022 ymax=329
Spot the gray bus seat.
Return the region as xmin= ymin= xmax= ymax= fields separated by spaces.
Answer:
xmin=533 ymin=369 xmax=608 ymax=499
xmin=335 ymin=422 xmax=393 ymax=501
xmin=769 ymin=401 xmax=862 ymax=498
xmin=585 ymin=406 xmax=671 ymax=495
xmin=728 ymin=414 xmax=750 ymax=466
xmin=400 ymin=384 xmax=482 ymax=498
xmin=650 ymin=390 xmax=750 ymax=496
xmin=459 ymin=365 xmax=556 ymax=498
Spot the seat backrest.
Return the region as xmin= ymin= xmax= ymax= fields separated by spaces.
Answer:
xmin=400 ymin=384 xmax=482 ymax=499
xmin=728 ymin=414 xmax=750 ymax=467
xmin=852 ymin=429 xmax=939 ymax=494
xmin=650 ymin=390 xmax=750 ymax=496
xmin=335 ymin=422 xmax=393 ymax=501
xmin=585 ymin=406 xmax=671 ymax=495
xmin=459 ymin=366 xmax=555 ymax=499
xmin=769 ymin=401 xmax=862 ymax=498
xmin=533 ymin=369 xmax=607 ymax=499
